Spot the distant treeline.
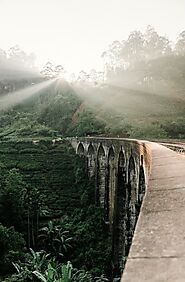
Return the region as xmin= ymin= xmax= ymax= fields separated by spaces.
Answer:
xmin=0 ymin=26 xmax=184 ymax=140
xmin=102 ymin=26 xmax=185 ymax=97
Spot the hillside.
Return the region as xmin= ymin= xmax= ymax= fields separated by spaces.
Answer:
xmin=0 ymin=77 xmax=184 ymax=140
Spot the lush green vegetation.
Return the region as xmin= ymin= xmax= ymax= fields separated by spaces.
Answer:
xmin=0 ymin=75 xmax=184 ymax=141
xmin=0 ymin=80 xmax=107 ymax=141
xmin=0 ymin=26 xmax=185 ymax=282
xmin=0 ymin=148 xmax=111 ymax=281
xmin=0 ymin=28 xmax=185 ymax=140
xmin=99 ymin=27 xmax=185 ymax=139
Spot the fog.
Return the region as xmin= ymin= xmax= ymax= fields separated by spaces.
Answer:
xmin=0 ymin=45 xmax=40 ymax=81
xmin=1 ymin=0 xmax=185 ymax=73
xmin=0 ymin=79 xmax=56 ymax=112
xmin=0 ymin=24 xmax=184 ymax=139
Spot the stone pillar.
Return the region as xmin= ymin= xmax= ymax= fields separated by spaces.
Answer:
xmin=125 ymin=160 xmax=137 ymax=257
xmin=97 ymin=155 xmax=107 ymax=207
xmin=108 ymin=161 xmax=116 ymax=225
xmin=87 ymin=154 xmax=96 ymax=178
xmin=112 ymin=151 xmax=127 ymax=276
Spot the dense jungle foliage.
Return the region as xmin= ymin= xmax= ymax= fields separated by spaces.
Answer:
xmin=0 ymin=145 xmax=111 ymax=281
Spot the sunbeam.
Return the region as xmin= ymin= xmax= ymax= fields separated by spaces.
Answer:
xmin=0 ymin=78 xmax=56 ymax=112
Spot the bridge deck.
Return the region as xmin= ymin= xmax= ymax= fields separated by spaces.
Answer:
xmin=121 ymin=142 xmax=185 ymax=282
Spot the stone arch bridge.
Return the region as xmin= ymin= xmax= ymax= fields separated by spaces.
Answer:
xmin=68 ymin=137 xmax=185 ymax=282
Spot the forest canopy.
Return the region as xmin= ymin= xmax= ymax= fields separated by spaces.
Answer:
xmin=0 ymin=26 xmax=185 ymax=140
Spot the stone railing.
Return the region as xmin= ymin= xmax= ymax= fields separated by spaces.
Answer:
xmin=121 ymin=142 xmax=185 ymax=281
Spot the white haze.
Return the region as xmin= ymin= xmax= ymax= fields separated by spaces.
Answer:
xmin=0 ymin=0 xmax=185 ymax=74
xmin=0 ymin=79 xmax=56 ymax=112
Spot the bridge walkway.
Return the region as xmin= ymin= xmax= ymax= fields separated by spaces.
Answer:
xmin=122 ymin=142 xmax=185 ymax=282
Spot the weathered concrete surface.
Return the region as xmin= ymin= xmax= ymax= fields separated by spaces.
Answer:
xmin=121 ymin=142 xmax=185 ymax=282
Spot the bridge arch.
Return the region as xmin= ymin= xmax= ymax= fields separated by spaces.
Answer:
xmin=87 ymin=143 xmax=96 ymax=177
xmin=77 ymin=142 xmax=85 ymax=156
xmin=108 ymin=146 xmax=115 ymax=159
xmin=97 ymin=143 xmax=106 ymax=157
xmin=87 ymin=143 xmax=95 ymax=155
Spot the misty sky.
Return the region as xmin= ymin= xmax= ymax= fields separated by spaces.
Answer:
xmin=0 ymin=0 xmax=185 ymax=73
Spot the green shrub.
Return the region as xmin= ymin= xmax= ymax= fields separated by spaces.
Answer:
xmin=0 ymin=224 xmax=25 ymax=274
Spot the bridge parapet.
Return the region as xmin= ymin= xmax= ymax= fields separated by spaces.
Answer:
xmin=69 ymin=137 xmax=152 ymax=183
xmin=121 ymin=142 xmax=185 ymax=281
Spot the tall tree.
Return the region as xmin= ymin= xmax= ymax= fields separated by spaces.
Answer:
xmin=121 ymin=31 xmax=144 ymax=63
xmin=144 ymin=26 xmax=172 ymax=59
xmin=8 ymin=45 xmax=36 ymax=70
xmin=175 ymin=31 xmax=185 ymax=55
